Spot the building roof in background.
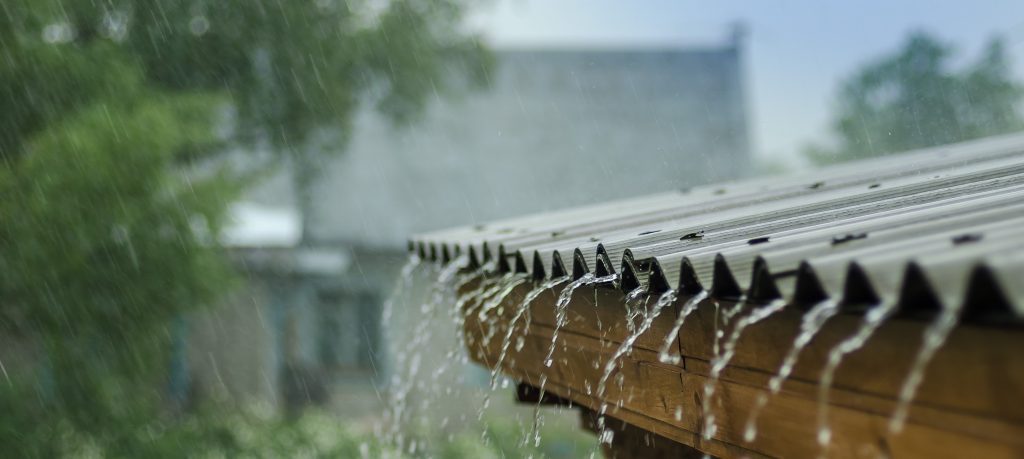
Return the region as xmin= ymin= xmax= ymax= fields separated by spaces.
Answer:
xmin=412 ymin=132 xmax=1024 ymax=320
xmin=247 ymin=42 xmax=750 ymax=250
xmin=221 ymin=202 xmax=302 ymax=249
xmin=221 ymin=203 xmax=351 ymax=277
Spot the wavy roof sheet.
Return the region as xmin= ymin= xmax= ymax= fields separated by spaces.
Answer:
xmin=411 ymin=133 xmax=1024 ymax=320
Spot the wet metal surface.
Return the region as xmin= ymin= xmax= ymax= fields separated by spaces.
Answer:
xmin=412 ymin=133 xmax=1024 ymax=320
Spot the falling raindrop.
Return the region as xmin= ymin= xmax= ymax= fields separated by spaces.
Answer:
xmin=42 ymin=22 xmax=74 ymax=44
xmin=102 ymin=12 xmax=129 ymax=42
xmin=189 ymin=15 xmax=211 ymax=36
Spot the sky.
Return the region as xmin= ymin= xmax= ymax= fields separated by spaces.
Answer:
xmin=467 ymin=0 xmax=1024 ymax=166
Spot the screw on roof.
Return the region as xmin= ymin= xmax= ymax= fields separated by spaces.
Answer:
xmin=832 ymin=233 xmax=868 ymax=245
xmin=680 ymin=231 xmax=705 ymax=241
xmin=952 ymin=233 xmax=983 ymax=245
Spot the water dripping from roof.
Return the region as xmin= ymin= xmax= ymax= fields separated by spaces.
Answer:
xmin=478 ymin=276 xmax=570 ymax=426
xmin=744 ymin=298 xmax=840 ymax=442
xmin=889 ymin=301 xmax=962 ymax=433
xmin=543 ymin=273 xmax=618 ymax=368
xmin=658 ymin=290 xmax=707 ymax=365
xmin=594 ymin=288 xmax=674 ymax=445
xmin=817 ymin=300 xmax=898 ymax=450
xmin=702 ymin=298 xmax=787 ymax=440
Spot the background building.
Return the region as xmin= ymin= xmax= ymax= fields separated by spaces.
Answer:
xmin=187 ymin=28 xmax=752 ymax=418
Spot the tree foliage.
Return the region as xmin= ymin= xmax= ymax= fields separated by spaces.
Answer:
xmin=0 ymin=0 xmax=490 ymax=455
xmin=807 ymin=31 xmax=1024 ymax=164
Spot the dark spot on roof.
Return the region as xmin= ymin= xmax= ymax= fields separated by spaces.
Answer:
xmin=952 ymin=233 xmax=983 ymax=245
xmin=473 ymin=224 xmax=486 ymax=231
xmin=589 ymin=236 xmax=601 ymax=242
xmin=714 ymin=188 xmax=727 ymax=195
xmin=831 ymin=233 xmax=868 ymax=245
xmin=550 ymin=231 xmax=565 ymax=237
xmin=748 ymin=236 xmax=771 ymax=245
xmin=680 ymin=231 xmax=704 ymax=241
xmin=808 ymin=181 xmax=825 ymax=189
xmin=638 ymin=230 xmax=661 ymax=236
xmin=868 ymin=183 xmax=881 ymax=189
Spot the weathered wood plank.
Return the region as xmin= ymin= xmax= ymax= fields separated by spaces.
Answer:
xmin=461 ymin=280 xmax=1024 ymax=458
xmin=677 ymin=301 xmax=1024 ymax=422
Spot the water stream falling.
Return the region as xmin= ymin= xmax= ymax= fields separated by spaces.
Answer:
xmin=489 ymin=275 xmax=570 ymax=447
xmin=623 ymin=286 xmax=647 ymax=334
xmin=543 ymin=273 xmax=619 ymax=368
xmin=458 ymin=266 xmax=513 ymax=350
xmin=381 ymin=254 xmax=422 ymax=325
xmin=378 ymin=254 xmax=424 ymax=444
xmin=426 ymin=260 xmax=506 ymax=400
xmin=697 ymin=298 xmax=739 ymax=441
xmin=388 ymin=247 xmax=969 ymax=456
xmin=450 ymin=274 xmax=486 ymax=343
xmin=478 ymin=274 xmax=531 ymax=348
xmin=702 ymin=298 xmax=788 ymax=441
xmin=889 ymin=302 xmax=962 ymax=433
xmin=491 ymin=276 xmax=571 ymax=390
xmin=452 ymin=261 xmax=496 ymax=310
xmin=743 ymin=298 xmax=840 ymax=442
xmin=442 ymin=263 xmax=495 ymax=372
xmin=384 ymin=254 xmax=469 ymax=451
xmin=381 ymin=257 xmax=432 ymax=449
xmin=593 ymin=288 xmax=674 ymax=445
xmin=527 ymin=374 xmax=550 ymax=448
xmin=657 ymin=290 xmax=708 ymax=365
xmin=521 ymin=272 xmax=618 ymax=448
xmin=474 ymin=273 xmax=550 ymax=420
xmin=816 ymin=301 xmax=896 ymax=448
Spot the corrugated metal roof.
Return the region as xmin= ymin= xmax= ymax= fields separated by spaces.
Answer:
xmin=411 ymin=132 xmax=1024 ymax=319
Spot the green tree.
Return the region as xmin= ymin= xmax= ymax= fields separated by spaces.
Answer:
xmin=0 ymin=1 xmax=489 ymax=455
xmin=806 ymin=31 xmax=1024 ymax=164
